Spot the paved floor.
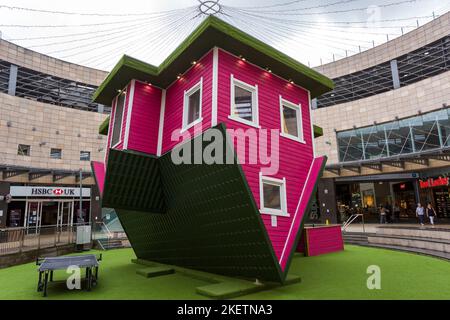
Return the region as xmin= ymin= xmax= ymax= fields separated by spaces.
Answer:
xmin=344 ymin=223 xmax=450 ymax=233
xmin=0 ymin=232 xmax=75 ymax=255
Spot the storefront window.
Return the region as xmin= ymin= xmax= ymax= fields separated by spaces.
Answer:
xmin=337 ymin=130 xmax=363 ymax=162
xmin=337 ymin=107 xmax=450 ymax=162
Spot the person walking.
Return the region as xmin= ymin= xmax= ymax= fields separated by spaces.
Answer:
xmin=416 ymin=203 xmax=425 ymax=226
xmin=379 ymin=206 xmax=387 ymax=224
xmin=426 ymin=202 xmax=436 ymax=227
xmin=385 ymin=203 xmax=392 ymax=223
xmin=393 ymin=203 xmax=401 ymax=223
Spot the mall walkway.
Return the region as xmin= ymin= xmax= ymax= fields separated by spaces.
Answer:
xmin=343 ymin=223 xmax=450 ymax=260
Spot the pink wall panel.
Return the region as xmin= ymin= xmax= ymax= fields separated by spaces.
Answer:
xmin=216 ymin=49 xmax=315 ymax=265
xmin=305 ymin=226 xmax=344 ymax=257
xmin=105 ymin=95 xmax=117 ymax=163
xmin=296 ymin=229 xmax=305 ymax=254
xmin=128 ymin=81 xmax=162 ymax=155
xmin=161 ymin=51 xmax=213 ymax=154
xmin=279 ymin=156 xmax=326 ymax=269
xmin=92 ymin=161 xmax=106 ymax=196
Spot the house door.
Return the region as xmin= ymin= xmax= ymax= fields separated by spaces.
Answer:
xmin=57 ymin=201 xmax=73 ymax=230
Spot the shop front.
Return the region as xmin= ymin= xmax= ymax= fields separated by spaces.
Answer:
xmin=419 ymin=176 xmax=450 ymax=219
xmin=332 ymin=173 xmax=421 ymax=223
xmin=4 ymin=186 xmax=91 ymax=231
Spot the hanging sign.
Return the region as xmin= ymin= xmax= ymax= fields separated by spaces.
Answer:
xmin=419 ymin=177 xmax=449 ymax=189
xmin=10 ymin=186 xmax=91 ymax=197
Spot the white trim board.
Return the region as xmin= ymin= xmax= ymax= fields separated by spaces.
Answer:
xmin=105 ymin=96 xmax=117 ymax=163
xmin=308 ymin=90 xmax=316 ymax=158
xmin=211 ymin=47 xmax=219 ymax=127
xmin=157 ymin=89 xmax=167 ymax=156
xmin=111 ymin=88 xmax=127 ymax=149
xmin=124 ymin=79 xmax=136 ymax=150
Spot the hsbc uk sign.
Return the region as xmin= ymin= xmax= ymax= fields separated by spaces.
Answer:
xmin=31 ymin=188 xmax=74 ymax=196
xmin=10 ymin=186 xmax=91 ymax=198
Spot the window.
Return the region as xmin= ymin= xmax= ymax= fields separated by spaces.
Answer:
xmin=17 ymin=144 xmax=30 ymax=156
xmin=80 ymin=151 xmax=91 ymax=161
xmin=259 ymin=175 xmax=288 ymax=217
xmin=50 ymin=148 xmax=62 ymax=159
xmin=280 ymin=97 xmax=304 ymax=143
xmin=337 ymin=108 xmax=450 ymax=162
xmin=182 ymin=79 xmax=202 ymax=131
xmin=111 ymin=91 xmax=126 ymax=147
xmin=230 ymin=75 xmax=259 ymax=127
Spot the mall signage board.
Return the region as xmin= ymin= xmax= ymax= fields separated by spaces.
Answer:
xmin=419 ymin=177 xmax=449 ymax=189
xmin=10 ymin=186 xmax=91 ymax=197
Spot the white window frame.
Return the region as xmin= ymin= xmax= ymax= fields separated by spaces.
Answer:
xmin=229 ymin=75 xmax=259 ymax=128
xmin=181 ymin=78 xmax=203 ymax=132
xmin=111 ymin=90 xmax=127 ymax=148
xmin=259 ymin=173 xmax=289 ymax=217
xmin=279 ymin=96 xmax=305 ymax=144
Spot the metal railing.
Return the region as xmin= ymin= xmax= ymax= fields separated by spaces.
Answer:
xmin=0 ymin=223 xmax=89 ymax=256
xmin=92 ymin=222 xmax=113 ymax=250
xmin=342 ymin=214 xmax=365 ymax=233
xmin=92 ymin=221 xmax=129 ymax=250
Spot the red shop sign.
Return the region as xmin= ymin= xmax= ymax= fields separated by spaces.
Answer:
xmin=419 ymin=177 xmax=450 ymax=189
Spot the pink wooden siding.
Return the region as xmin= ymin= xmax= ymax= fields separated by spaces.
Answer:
xmin=92 ymin=161 xmax=106 ymax=196
xmin=279 ymin=156 xmax=326 ymax=269
xmin=105 ymin=96 xmax=117 ymax=163
xmin=216 ymin=49 xmax=315 ymax=265
xmin=127 ymin=81 xmax=162 ymax=155
xmin=161 ymin=51 xmax=213 ymax=154
xmin=296 ymin=230 xmax=305 ymax=254
xmin=305 ymin=225 xmax=344 ymax=257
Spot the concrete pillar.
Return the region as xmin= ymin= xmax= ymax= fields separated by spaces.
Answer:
xmin=90 ymin=185 xmax=102 ymax=224
xmin=8 ymin=64 xmax=18 ymax=96
xmin=413 ymin=180 xmax=421 ymax=205
xmin=311 ymin=98 xmax=318 ymax=110
xmin=0 ymin=182 xmax=11 ymax=228
xmin=317 ymin=178 xmax=339 ymax=224
xmin=390 ymin=59 xmax=400 ymax=89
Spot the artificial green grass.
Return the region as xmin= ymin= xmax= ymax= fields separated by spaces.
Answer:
xmin=0 ymin=249 xmax=209 ymax=300
xmin=0 ymin=246 xmax=449 ymax=300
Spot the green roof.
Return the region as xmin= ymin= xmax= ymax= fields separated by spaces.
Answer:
xmin=98 ymin=116 xmax=110 ymax=135
xmin=93 ymin=15 xmax=334 ymax=105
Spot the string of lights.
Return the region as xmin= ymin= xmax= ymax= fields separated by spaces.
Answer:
xmin=0 ymin=4 xmax=194 ymax=17
xmin=0 ymin=0 xmax=447 ymax=70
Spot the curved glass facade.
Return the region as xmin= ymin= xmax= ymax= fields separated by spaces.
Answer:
xmin=337 ymin=108 xmax=450 ymax=162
